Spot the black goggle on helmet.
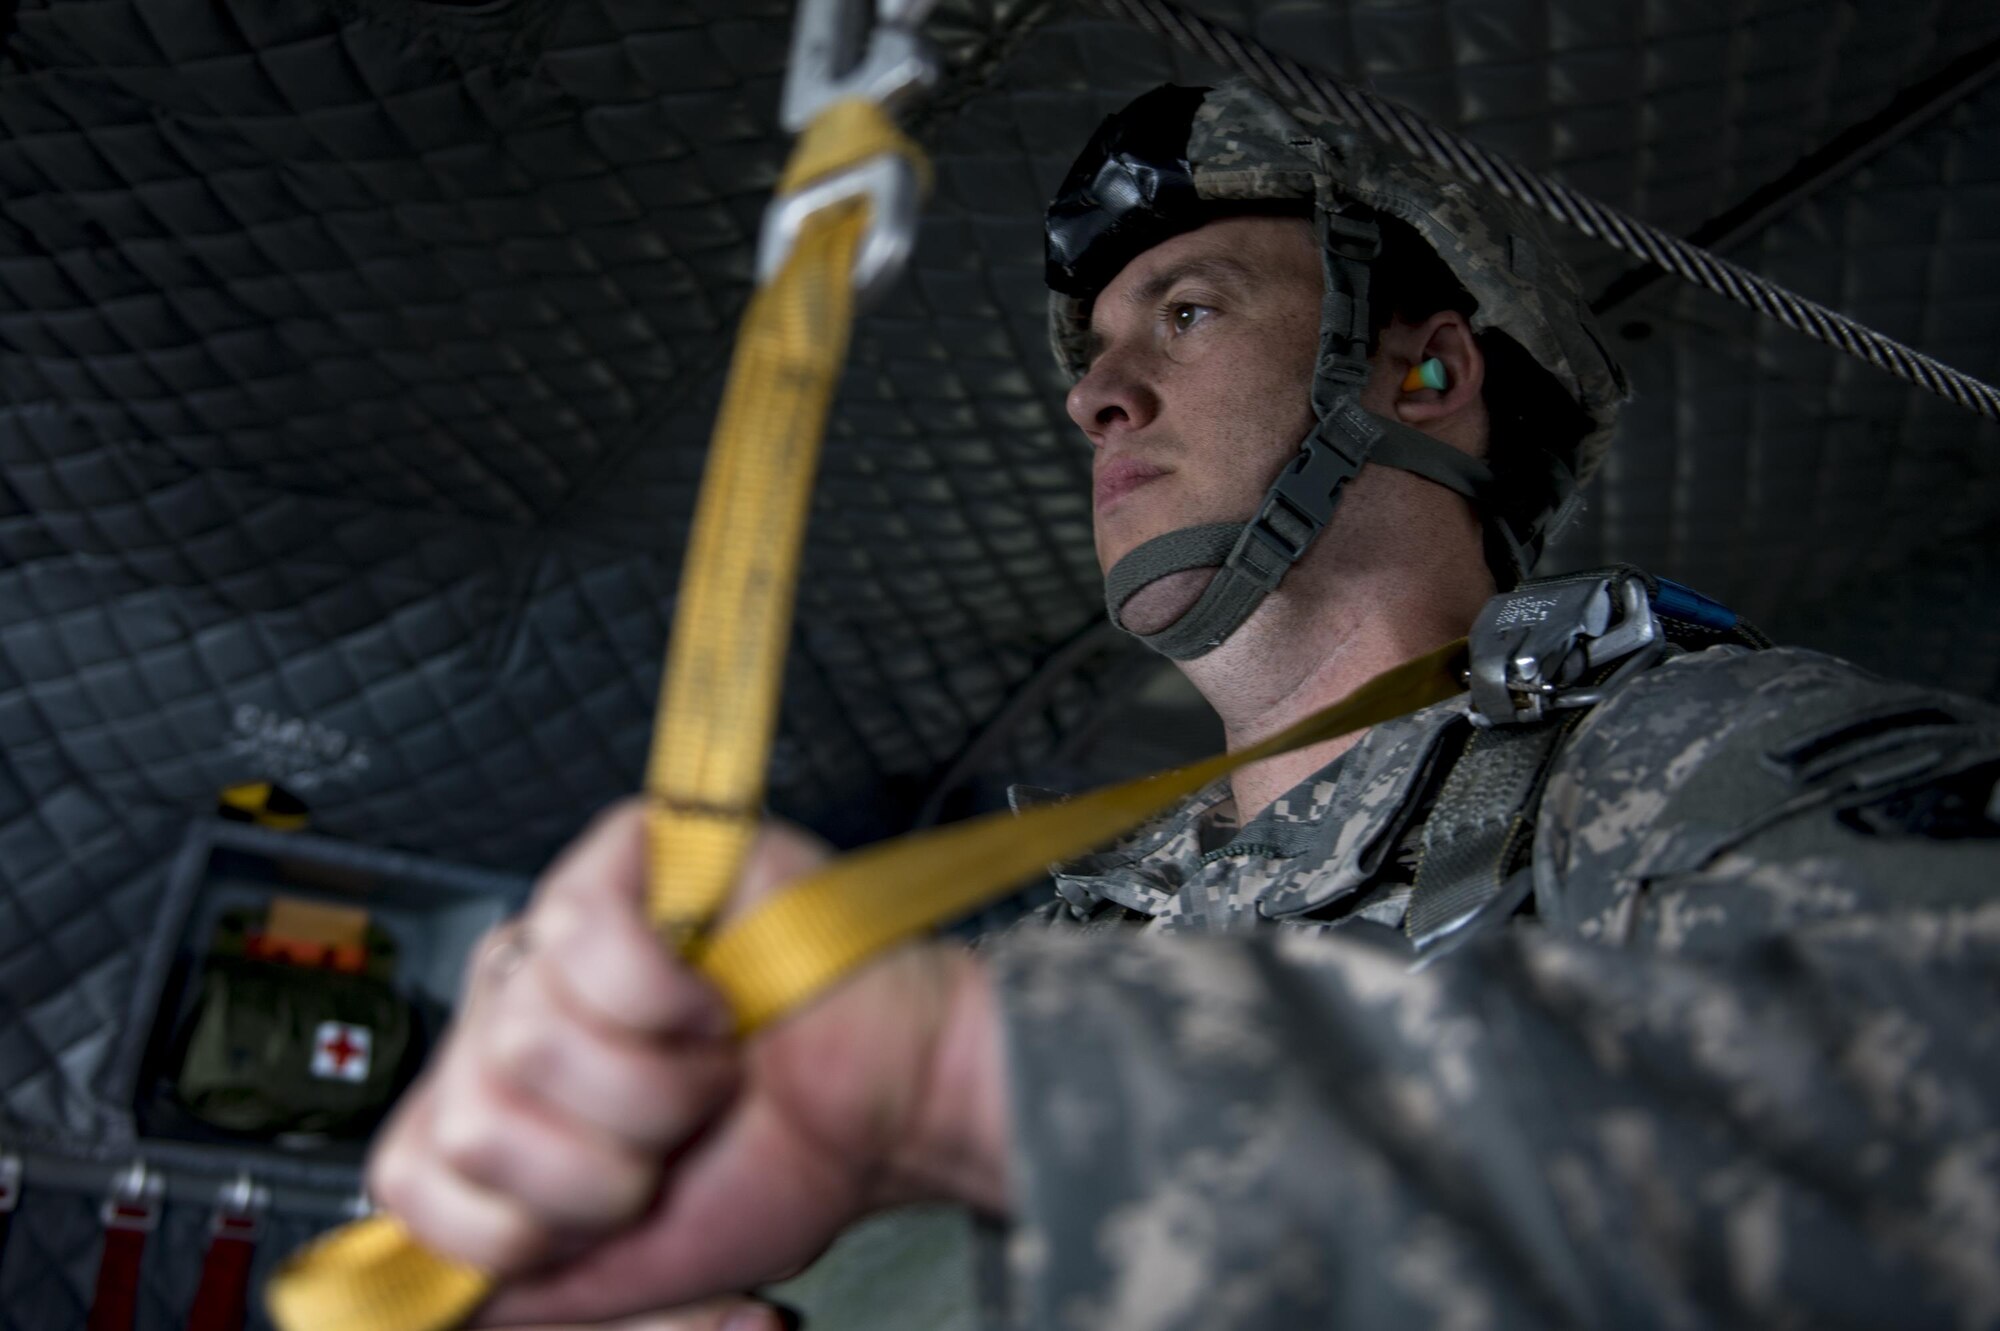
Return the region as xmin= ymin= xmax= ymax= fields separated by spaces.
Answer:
xmin=1045 ymin=81 xmax=1629 ymax=661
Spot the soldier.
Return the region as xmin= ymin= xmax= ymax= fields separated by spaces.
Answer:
xmin=367 ymin=81 xmax=2000 ymax=1329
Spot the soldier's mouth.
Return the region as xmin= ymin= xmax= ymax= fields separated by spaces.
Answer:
xmin=1094 ymin=456 xmax=1170 ymax=513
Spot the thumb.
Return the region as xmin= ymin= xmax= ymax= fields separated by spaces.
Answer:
xmin=715 ymin=820 xmax=832 ymax=929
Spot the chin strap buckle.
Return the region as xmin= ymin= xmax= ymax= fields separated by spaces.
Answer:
xmin=1467 ymin=572 xmax=1663 ymax=727
xmin=1237 ymin=420 xmax=1369 ymax=578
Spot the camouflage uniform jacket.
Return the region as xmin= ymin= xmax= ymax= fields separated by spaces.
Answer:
xmin=983 ymin=642 xmax=2000 ymax=1329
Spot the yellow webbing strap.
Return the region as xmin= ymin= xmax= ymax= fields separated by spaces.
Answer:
xmin=267 ymin=1215 xmax=488 ymax=1331
xmin=697 ymin=636 xmax=1467 ymax=1032
xmin=645 ymin=97 xmax=925 ymax=950
xmin=218 ymin=780 xmax=309 ymax=832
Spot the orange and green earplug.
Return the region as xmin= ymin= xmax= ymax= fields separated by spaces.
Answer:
xmin=1400 ymin=357 xmax=1448 ymax=393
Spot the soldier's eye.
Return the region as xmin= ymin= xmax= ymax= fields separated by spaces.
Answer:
xmin=1169 ymin=303 xmax=1211 ymax=333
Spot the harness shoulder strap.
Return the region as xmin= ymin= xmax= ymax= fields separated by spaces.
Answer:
xmin=1404 ymin=567 xmax=1767 ymax=952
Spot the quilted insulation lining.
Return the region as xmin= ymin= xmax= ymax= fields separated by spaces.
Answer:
xmin=1 ymin=0 xmax=1997 ymax=1325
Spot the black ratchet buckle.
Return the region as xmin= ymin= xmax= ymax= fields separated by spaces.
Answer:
xmin=1466 ymin=572 xmax=1663 ymax=727
xmin=1237 ymin=431 xmax=1364 ymax=576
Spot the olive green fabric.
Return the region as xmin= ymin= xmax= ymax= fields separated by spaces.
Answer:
xmin=175 ymin=911 xmax=413 ymax=1138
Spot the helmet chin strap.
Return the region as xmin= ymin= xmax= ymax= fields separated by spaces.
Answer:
xmin=1102 ymin=203 xmax=1498 ymax=661
xmin=1103 ymin=402 xmax=1494 ymax=659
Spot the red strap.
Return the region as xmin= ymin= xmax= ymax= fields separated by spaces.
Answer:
xmin=186 ymin=1213 xmax=259 ymax=1331
xmin=85 ymin=1215 xmax=149 ymax=1331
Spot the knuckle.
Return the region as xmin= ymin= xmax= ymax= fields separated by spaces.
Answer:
xmin=476 ymin=921 xmax=525 ymax=970
xmin=478 ymin=1208 xmax=552 ymax=1275
xmin=484 ymin=1007 xmax=552 ymax=1088
xmin=364 ymin=1137 xmax=416 ymax=1216
xmin=582 ymin=1146 xmax=656 ymax=1223
xmin=430 ymin=1095 xmax=507 ymax=1183
xmin=594 ymin=795 xmax=647 ymax=835
xmin=427 ymin=1189 xmax=547 ymax=1276
xmin=461 ymin=921 xmax=527 ymax=1003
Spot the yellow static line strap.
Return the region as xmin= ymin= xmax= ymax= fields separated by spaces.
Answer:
xmin=698 ymin=636 xmax=1469 ymax=1033
xmin=263 ymin=640 xmax=1467 ymax=1331
xmin=645 ymin=98 xmax=927 ymax=951
xmin=266 ymin=1216 xmax=488 ymax=1331
xmin=218 ymin=781 xmax=309 ymax=832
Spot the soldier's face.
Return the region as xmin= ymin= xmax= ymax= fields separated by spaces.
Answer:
xmin=1068 ymin=216 xmax=1331 ymax=575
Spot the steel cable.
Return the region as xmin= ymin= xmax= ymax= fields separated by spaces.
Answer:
xmin=1085 ymin=0 xmax=2000 ymax=422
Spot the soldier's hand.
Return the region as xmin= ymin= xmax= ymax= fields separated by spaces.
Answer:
xmin=366 ymin=801 xmax=1007 ymax=1327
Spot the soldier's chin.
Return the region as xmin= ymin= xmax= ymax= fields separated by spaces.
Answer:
xmin=1117 ymin=568 xmax=1219 ymax=636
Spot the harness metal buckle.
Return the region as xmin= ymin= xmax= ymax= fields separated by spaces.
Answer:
xmin=760 ymin=0 xmax=938 ymax=307
xmin=100 ymin=1161 xmax=163 ymax=1233
xmin=210 ymin=1172 xmax=267 ymax=1241
xmin=0 ymin=1153 xmax=20 ymax=1213
xmin=756 ymin=154 xmax=921 ymax=308
xmin=780 ymin=0 xmax=939 ymax=132
xmin=1467 ymin=574 xmax=1662 ymax=727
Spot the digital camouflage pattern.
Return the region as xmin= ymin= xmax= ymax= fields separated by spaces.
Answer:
xmin=984 ymin=643 xmax=2000 ymax=1329
xmin=1047 ymin=78 xmax=1630 ymax=486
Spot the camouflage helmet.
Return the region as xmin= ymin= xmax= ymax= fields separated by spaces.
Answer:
xmin=1045 ymin=80 xmax=1630 ymax=657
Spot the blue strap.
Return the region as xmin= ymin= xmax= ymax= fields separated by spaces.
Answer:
xmin=1651 ymin=577 xmax=1737 ymax=631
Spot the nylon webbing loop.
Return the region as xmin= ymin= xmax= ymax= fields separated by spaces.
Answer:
xmin=1104 ymin=524 xmax=1239 ymax=619
xmin=188 ymin=1211 xmax=259 ymax=1331
xmin=1405 ymin=718 xmax=1574 ymax=949
xmin=89 ymin=1166 xmax=161 ymax=1331
xmin=645 ymin=97 xmax=926 ymax=951
xmin=88 ymin=1226 xmax=147 ymax=1331
xmin=1365 ymin=424 xmax=1495 ymax=504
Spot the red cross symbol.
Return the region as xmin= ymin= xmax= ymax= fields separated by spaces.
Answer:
xmin=311 ymin=1021 xmax=372 ymax=1082
xmin=321 ymin=1028 xmax=360 ymax=1069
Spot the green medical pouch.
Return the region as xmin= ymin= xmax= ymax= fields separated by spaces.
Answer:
xmin=173 ymin=904 xmax=414 ymax=1139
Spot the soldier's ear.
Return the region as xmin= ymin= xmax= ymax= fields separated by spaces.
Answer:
xmin=1389 ymin=311 xmax=1483 ymax=431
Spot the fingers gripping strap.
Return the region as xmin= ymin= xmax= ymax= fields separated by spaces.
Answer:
xmin=262 ymin=641 xmax=1469 ymax=1331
